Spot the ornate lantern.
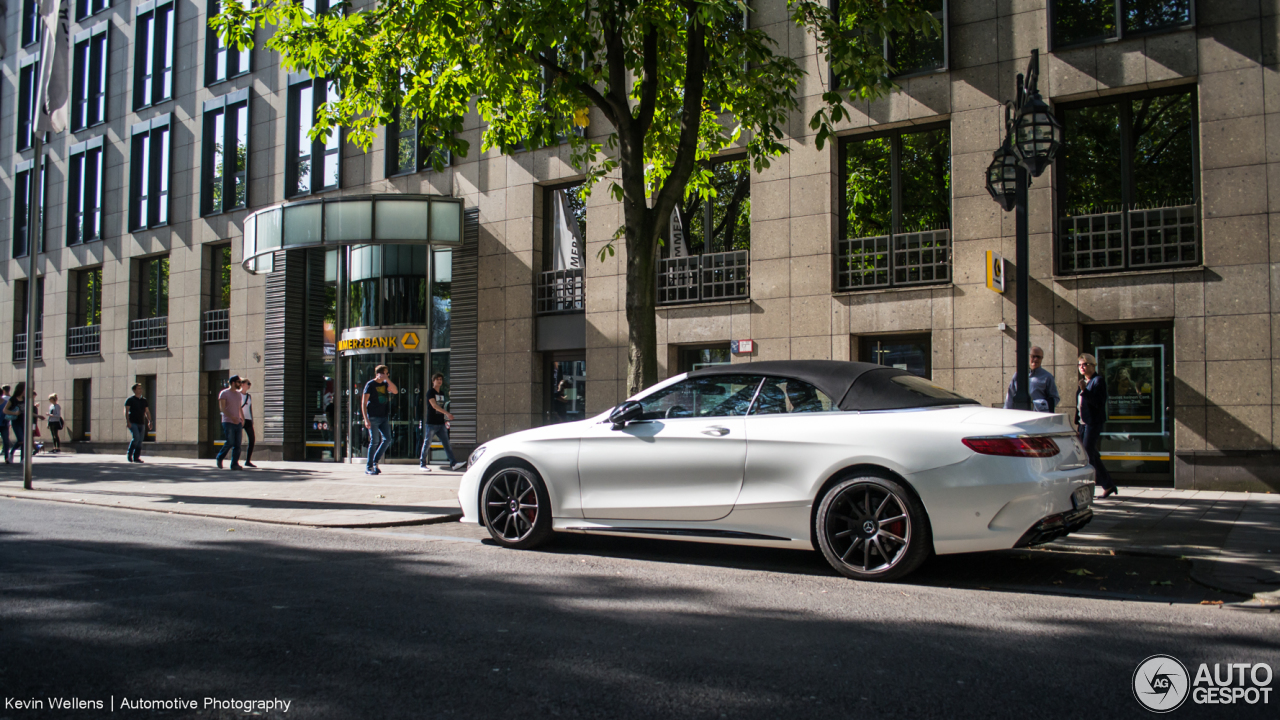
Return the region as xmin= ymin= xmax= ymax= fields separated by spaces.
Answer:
xmin=1011 ymin=90 xmax=1063 ymax=178
xmin=985 ymin=140 xmax=1020 ymax=212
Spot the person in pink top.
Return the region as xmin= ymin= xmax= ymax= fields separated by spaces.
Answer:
xmin=215 ymin=375 xmax=245 ymax=470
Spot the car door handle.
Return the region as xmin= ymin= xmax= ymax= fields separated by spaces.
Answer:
xmin=701 ymin=426 xmax=730 ymax=437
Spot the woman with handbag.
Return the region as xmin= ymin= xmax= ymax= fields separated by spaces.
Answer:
xmin=46 ymin=393 xmax=64 ymax=452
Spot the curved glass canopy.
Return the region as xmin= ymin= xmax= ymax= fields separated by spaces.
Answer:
xmin=240 ymin=194 xmax=463 ymax=273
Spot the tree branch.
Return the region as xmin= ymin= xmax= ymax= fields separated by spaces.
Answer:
xmin=530 ymin=50 xmax=620 ymax=127
xmin=635 ymin=25 xmax=659 ymax=133
xmin=649 ymin=19 xmax=709 ymax=249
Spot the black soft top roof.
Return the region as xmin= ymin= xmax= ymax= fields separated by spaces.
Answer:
xmin=685 ymin=360 xmax=977 ymax=412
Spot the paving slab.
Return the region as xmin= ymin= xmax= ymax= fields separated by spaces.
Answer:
xmin=0 ymin=453 xmax=463 ymax=528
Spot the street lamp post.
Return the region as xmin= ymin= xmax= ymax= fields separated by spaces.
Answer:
xmin=985 ymin=49 xmax=1063 ymax=411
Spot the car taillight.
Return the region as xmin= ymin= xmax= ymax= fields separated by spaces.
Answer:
xmin=962 ymin=436 xmax=1060 ymax=458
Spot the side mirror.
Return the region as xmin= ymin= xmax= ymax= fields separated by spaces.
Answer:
xmin=608 ymin=401 xmax=643 ymax=429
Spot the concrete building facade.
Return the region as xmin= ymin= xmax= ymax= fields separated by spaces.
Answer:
xmin=2 ymin=0 xmax=1278 ymax=489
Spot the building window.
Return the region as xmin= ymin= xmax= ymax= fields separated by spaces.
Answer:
xmin=76 ymin=0 xmax=110 ymax=21
xmin=286 ymin=75 xmax=341 ymax=197
xmin=837 ymin=125 xmax=951 ymax=291
xmin=1056 ymin=89 xmax=1197 ymax=275
xmin=1051 ymin=0 xmax=1193 ymax=49
xmin=205 ymin=0 xmax=249 ymax=84
xmin=18 ymin=58 xmax=39 ymax=152
xmin=129 ymin=114 xmax=172 ymax=230
xmin=68 ymin=136 xmax=106 ymax=246
xmin=72 ymin=23 xmax=109 ymax=131
xmin=677 ymin=344 xmax=732 ymax=374
xmin=385 ymin=107 xmax=450 ymax=177
xmin=138 ymin=256 xmax=169 ymax=318
xmin=202 ymin=90 xmax=250 ymax=215
xmin=346 ymin=245 xmax=430 ymax=328
xmin=22 ymin=0 xmax=39 ymax=47
xmin=203 ymin=246 xmax=231 ymax=343
xmin=69 ymin=267 xmax=103 ymax=356
xmin=13 ymin=158 xmax=47 ymax=259
xmin=657 ymin=158 xmax=752 ymax=305
xmin=831 ymin=0 xmax=947 ymax=79
xmin=72 ymin=378 xmax=92 ymax=440
xmin=538 ymin=183 xmax=586 ymax=314
xmin=133 ymin=0 xmax=175 ymax=110
xmin=858 ymin=333 xmax=932 ymax=378
xmin=13 ymin=278 xmax=45 ymax=362
xmin=73 ymin=267 xmax=103 ymax=326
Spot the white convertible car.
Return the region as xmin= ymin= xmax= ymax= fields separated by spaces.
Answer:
xmin=460 ymin=360 xmax=1095 ymax=581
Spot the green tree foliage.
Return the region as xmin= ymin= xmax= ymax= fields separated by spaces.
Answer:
xmin=214 ymin=0 xmax=938 ymax=394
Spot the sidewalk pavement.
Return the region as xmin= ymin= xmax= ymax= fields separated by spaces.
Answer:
xmin=0 ymin=453 xmax=463 ymax=528
xmin=1051 ymin=488 xmax=1280 ymax=605
xmin=3 ymin=455 xmax=1277 ymax=603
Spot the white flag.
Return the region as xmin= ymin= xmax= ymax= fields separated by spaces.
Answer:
xmin=552 ymin=190 xmax=583 ymax=271
xmin=33 ymin=0 xmax=71 ymax=135
xmin=669 ymin=206 xmax=690 ymax=259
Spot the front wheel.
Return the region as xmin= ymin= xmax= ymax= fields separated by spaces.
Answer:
xmin=480 ymin=466 xmax=553 ymax=549
xmin=815 ymin=475 xmax=931 ymax=582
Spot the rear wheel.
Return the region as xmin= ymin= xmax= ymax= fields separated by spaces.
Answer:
xmin=815 ymin=475 xmax=931 ymax=582
xmin=480 ymin=466 xmax=553 ymax=549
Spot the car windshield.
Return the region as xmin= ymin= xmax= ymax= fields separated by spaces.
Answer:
xmin=637 ymin=376 xmax=763 ymax=420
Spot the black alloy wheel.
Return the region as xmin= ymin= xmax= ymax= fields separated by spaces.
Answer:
xmin=480 ymin=466 xmax=553 ymax=549
xmin=815 ymin=475 xmax=931 ymax=582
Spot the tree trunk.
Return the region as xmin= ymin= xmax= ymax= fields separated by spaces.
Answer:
xmin=619 ymin=144 xmax=659 ymax=399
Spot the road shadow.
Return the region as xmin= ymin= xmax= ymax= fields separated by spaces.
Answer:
xmin=3 ymin=502 xmax=1277 ymax=720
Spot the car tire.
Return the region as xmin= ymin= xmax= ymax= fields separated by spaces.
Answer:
xmin=815 ymin=474 xmax=931 ymax=582
xmin=480 ymin=466 xmax=553 ymax=549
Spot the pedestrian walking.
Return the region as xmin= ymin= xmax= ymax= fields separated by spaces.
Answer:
xmin=6 ymin=383 xmax=44 ymax=462
xmin=46 ymin=393 xmax=64 ymax=452
xmin=1003 ymin=346 xmax=1060 ymax=412
xmin=123 ymin=383 xmax=152 ymax=463
xmin=1076 ymin=353 xmax=1117 ymax=498
xmin=215 ymin=375 xmax=245 ymax=470
xmin=0 ymin=385 xmax=11 ymax=463
xmin=240 ymin=379 xmax=257 ymax=468
xmin=361 ymin=365 xmax=397 ymax=475
xmin=420 ymin=372 xmax=465 ymax=471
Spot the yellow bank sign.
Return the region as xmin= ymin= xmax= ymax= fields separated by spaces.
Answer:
xmin=338 ymin=329 xmax=427 ymax=355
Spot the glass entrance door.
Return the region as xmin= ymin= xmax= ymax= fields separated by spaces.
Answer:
xmin=347 ymin=354 xmax=426 ymax=462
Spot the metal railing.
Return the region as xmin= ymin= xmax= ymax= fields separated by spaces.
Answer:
xmin=1058 ymin=203 xmax=1198 ymax=274
xmin=535 ymin=268 xmax=585 ymax=315
xmin=836 ymin=229 xmax=951 ymax=291
xmin=656 ymin=250 xmax=750 ymax=305
xmin=13 ymin=331 xmax=42 ymax=363
xmin=128 ymin=317 xmax=168 ymax=351
xmin=203 ymin=308 xmax=230 ymax=343
xmin=67 ymin=325 xmax=101 ymax=356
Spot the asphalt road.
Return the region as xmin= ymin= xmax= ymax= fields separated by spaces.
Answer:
xmin=2 ymin=498 xmax=1278 ymax=720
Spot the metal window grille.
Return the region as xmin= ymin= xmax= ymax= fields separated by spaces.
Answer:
xmin=13 ymin=331 xmax=42 ymax=362
xmin=1058 ymin=203 xmax=1197 ymax=274
xmin=836 ymin=231 xmax=951 ymax=291
xmin=535 ymin=268 xmax=585 ymax=315
xmin=128 ymin=316 xmax=168 ymax=351
xmin=203 ymin=308 xmax=230 ymax=343
xmin=656 ymin=251 xmax=750 ymax=305
xmin=67 ymin=325 xmax=100 ymax=356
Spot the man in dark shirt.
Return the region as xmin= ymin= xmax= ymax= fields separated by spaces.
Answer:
xmin=420 ymin=373 xmax=464 ymax=471
xmin=362 ymin=364 xmax=398 ymax=475
xmin=123 ymin=384 xmax=152 ymax=463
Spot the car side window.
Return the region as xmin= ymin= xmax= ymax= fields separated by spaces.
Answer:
xmin=751 ymin=377 xmax=835 ymax=415
xmin=637 ymin=375 xmax=763 ymax=420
